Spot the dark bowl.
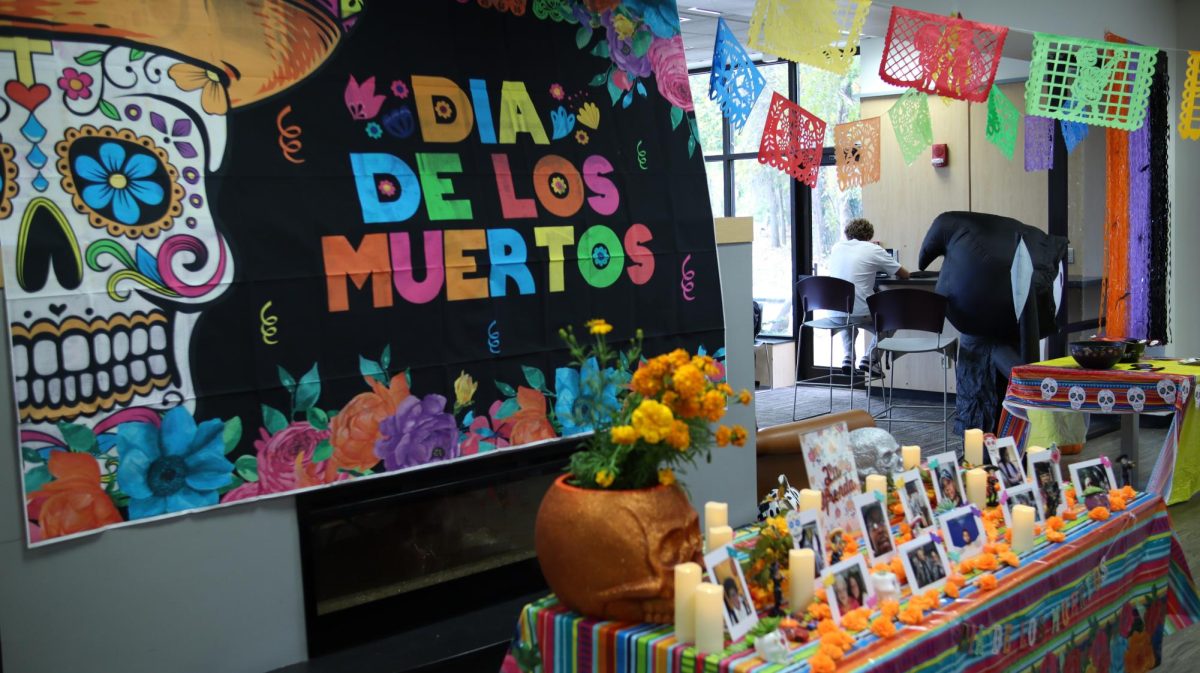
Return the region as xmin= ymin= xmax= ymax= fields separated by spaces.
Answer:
xmin=1120 ymin=339 xmax=1147 ymax=363
xmin=1070 ymin=341 xmax=1127 ymax=370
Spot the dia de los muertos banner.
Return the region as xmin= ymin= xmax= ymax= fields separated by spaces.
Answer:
xmin=0 ymin=0 xmax=723 ymax=546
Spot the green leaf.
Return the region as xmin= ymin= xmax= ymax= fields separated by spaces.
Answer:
xmin=496 ymin=398 xmax=520 ymax=419
xmin=261 ymin=405 xmax=288 ymax=435
xmin=359 ymin=355 xmax=386 ymax=385
xmin=75 ymin=50 xmax=104 ymax=66
xmin=312 ymin=439 xmax=333 ymax=463
xmin=522 ymin=366 xmax=546 ymax=391
xmin=129 ymin=48 xmax=145 ymax=61
xmin=307 ymin=407 xmax=329 ymax=431
xmin=222 ymin=416 xmax=243 ymax=454
xmin=495 ymin=380 xmax=517 ymax=398
xmin=97 ymin=99 xmax=120 ymax=121
xmin=589 ymin=71 xmax=608 ymax=87
xmin=632 ymin=30 xmax=653 ymax=57
xmin=670 ymin=105 xmax=684 ymax=130
xmin=591 ymin=40 xmax=610 ymax=58
xmin=380 ymin=344 xmax=391 ymax=371
xmin=24 ymin=465 xmax=52 ymax=493
xmin=57 ymin=422 xmax=98 ymax=454
xmin=607 ymin=75 xmax=622 ymax=106
xmin=575 ymin=25 xmax=592 ymax=49
xmin=294 ymin=363 xmax=321 ymax=413
xmin=218 ymin=475 xmax=245 ymax=495
xmin=21 ymin=446 xmax=46 ymax=464
xmin=235 ymin=455 xmax=259 ymax=483
xmin=277 ymin=365 xmax=297 ymax=394
xmin=688 ymin=134 xmax=696 ymax=158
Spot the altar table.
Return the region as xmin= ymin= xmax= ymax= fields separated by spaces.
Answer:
xmin=501 ymin=495 xmax=1199 ymax=673
xmin=997 ymin=357 xmax=1200 ymax=504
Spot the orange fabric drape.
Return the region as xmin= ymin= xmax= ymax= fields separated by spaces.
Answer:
xmin=1102 ymin=32 xmax=1132 ymax=335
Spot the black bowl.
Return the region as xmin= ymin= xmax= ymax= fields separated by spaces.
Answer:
xmin=1070 ymin=341 xmax=1127 ymax=370
xmin=1120 ymin=339 xmax=1147 ymax=363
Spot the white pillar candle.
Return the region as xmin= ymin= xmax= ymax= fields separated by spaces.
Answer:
xmin=674 ymin=562 xmax=701 ymax=643
xmin=965 ymin=468 xmax=989 ymax=508
xmin=902 ymin=445 xmax=922 ymax=470
xmin=708 ymin=525 xmax=733 ymax=550
xmin=865 ymin=474 xmax=888 ymax=496
xmin=798 ymin=489 xmax=822 ymax=512
xmin=789 ymin=548 xmax=815 ymax=614
xmin=964 ymin=429 xmax=985 ymax=466
xmin=1011 ymin=504 xmax=1036 ymax=553
xmin=705 ymin=501 xmax=728 ymax=531
xmin=695 ymin=583 xmax=725 ymax=654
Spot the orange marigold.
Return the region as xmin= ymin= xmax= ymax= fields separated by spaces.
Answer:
xmin=944 ymin=582 xmax=960 ymax=599
xmin=958 ymin=559 xmax=975 ymax=575
xmin=844 ymin=537 xmax=859 ymax=554
xmin=978 ymin=573 xmax=998 ymax=591
xmin=818 ymin=641 xmax=846 ymax=661
xmin=730 ymin=425 xmax=748 ymax=447
xmin=871 ymin=616 xmax=897 ymax=638
xmin=1120 ymin=485 xmax=1136 ymax=500
xmin=699 ymin=389 xmax=726 ymax=422
xmin=810 ymin=652 xmax=837 ymax=673
xmin=1109 ymin=493 xmax=1127 ymax=511
xmin=880 ymin=600 xmax=901 ymax=619
xmin=974 ymin=553 xmax=999 ymax=571
xmin=891 ymin=502 xmax=907 ymax=517
xmin=1004 ymin=529 xmax=1013 ymax=543
xmin=715 ymin=425 xmax=732 ymax=447
xmin=1046 ymin=516 xmax=1065 ymax=531
xmin=809 ymin=602 xmax=833 ymax=621
xmin=1089 ymin=506 xmax=1111 ymax=521
xmin=1063 ymin=508 xmax=1078 ymax=521
xmin=630 ymin=367 xmax=663 ymax=397
xmin=841 ymin=607 xmax=870 ymax=631
xmin=816 ymin=618 xmax=838 ymax=635
xmin=898 ymin=605 xmax=925 ymax=625
xmin=671 ymin=363 xmax=706 ymax=399
xmin=824 ymin=628 xmax=855 ymax=651
xmin=890 ymin=556 xmax=907 ymax=583
xmin=999 ymin=551 xmax=1020 ymax=568
xmin=1046 ymin=530 xmax=1066 ymax=543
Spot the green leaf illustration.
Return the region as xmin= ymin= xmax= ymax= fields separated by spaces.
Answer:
xmin=575 ymin=25 xmax=592 ymax=49
xmin=129 ymin=48 xmax=145 ymax=61
xmin=380 ymin=344 xmax=391 ymax=371
xmin=21 ymin=446 xmax=46 ymax=464
xmin=632 ymin=30 xmax=653 ymax=57
xmin=312 ymin=439 xmax=334 ymax=463
xmin=522 ymin=365 xmax=546 ymax=391
xmin=293 ymin=363 xmax=321 ymax=413
xmin=277 ymin=365 xmax=297 ymax=394
xmin=495 ymin=380 xmax=517 ymax=398
xmin=670 ymin=105 xmax=684 ymax=130
xmin=222 ymin=417 xmax=243 ymax=454
xmin=75 ymin=50 xmax=104 ymax=66
xmin=359 ymin=355 xmax=386 ymax=386
xmin=261 ymin=404 xmax=288 ymax=435
xmin=57 ymin=422 xmax=98 ymax=454
xmin=307 ymin=407 xmax=329 ymax=431
xmin=98 ymin=99 xmax=120 ymax=121
xmin=235 ymin=455 xmax=259 ymax=483
xmin=24 ymin=465 xmax=52 ymax=493
xmin=591 ymin=40 xmax=610 ymax=58
xmin=589 ymin=71 xmax=608 ymax=87
xmin=496 ymin=397 xmax=520 ymax=420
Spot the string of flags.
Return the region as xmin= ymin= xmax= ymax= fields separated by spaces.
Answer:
xmin=705 ymin=0 xmax=1200 ymax=194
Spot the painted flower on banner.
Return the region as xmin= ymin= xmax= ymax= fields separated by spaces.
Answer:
xmin=330 ymin=373 xmax=410 ymax=472
xmin=647 ymin=34 xmax=692 ymax=111
xmin=26 ymin=451 xmax=122 ymax=541
xmin=257 ymin=422 xmax=344 ymax=492
xmin=344 ymin=74 xmax=385 ymax=120
xmin=555 ymin=357 xmax=624 ymax=436
xmin=375 ymin=394 xmax=459 ymax=470
xmin=549 ymin=82 xmax=565 ymax=100
xmin=391 ymin=79 xmax=410 ymax=99
xmin=602 ymin=10 xmax=651 ymax=79
xmin=167 ymin=63 xmax=230 ymax=115
xmin=74 ymin=142 xmax=166 ymax=225
xmin=461 ymin=400 xmax=515 ymax=455
xmin=623 ymin=0 xmax=682 ymax=39
xmin=510 ymin=386 xmax=557 ymax=445
xmin=57 ymin=67 xmax=94 ymax=100
xmin=149 ymin=112 xmax=198 ymax=159
xmin=116 ymin=407 xmax=233 ymax=520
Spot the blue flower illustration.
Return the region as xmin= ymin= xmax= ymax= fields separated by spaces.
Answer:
xmin=116 ymin=407 xmax=233 ymax=520
xmin=550 ymin=106 xmax=576 ymax=140
xmin=555 ymin=357 xmax=623 ymax=436
xmin=623 ymin=0 xmax=681 ymax=39
xmin=74 ymin=142 xmax=164 ymax=225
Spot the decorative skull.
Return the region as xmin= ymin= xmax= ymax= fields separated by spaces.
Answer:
xmin=1068 ymin=386 xmax=1087 ymax=410
xmin=871 ymin=570 xmax=902 ymax=604
xmin=1181 ymin=377 xmax=1191 ymax=406
xmin=1097 ymin=389 xmax=1117 ymax=413
xmin=1040 ymin=377 xmax=1059 ymax=401
xmin=754 ymin=631 xmax=790 ymax=664
xmin=1157 ymin=379 xmax=1177 ymax=405
xmin=1126 ymin=387 xmax=1146 ymax=413
xmin=849 ymin=427 xmax=902 ymax=480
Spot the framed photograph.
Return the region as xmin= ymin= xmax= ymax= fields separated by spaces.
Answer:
xmin=1028 ymin=451 xmax=1066 ymax=518
xmin=704 ymin=543 xmax=758 ymax=640
xmin=897 ymin=469 xmax=936 ymax=533
xmin=899 ymin=533 xmax=953 ymax=592
xmin=928 ymin=451 xmax=965 ymax=508
xmin=987 ymin=437 xmax=1026 ymax=488
xmin=938 ymin=505 xmax=986 ymax=560
xmin=1070 ymin=458 xmax=1118 ymax=511
xmin=822 ymin=555 xmax=875 ymax=624
xmin=852 ymin=492 xmax=896 ymax=564
xmin=1001 ymin=483 xmax=1044 ymax=528
xmin=800 ymin=421 xmax=862 ymax=535
xmin=786 ymin=509 xmax=826 ymax=577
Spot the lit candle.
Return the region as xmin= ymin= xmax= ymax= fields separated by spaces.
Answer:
xmin=694 ymin=583 xmax=725 ymax=654
xmin=902 ymin=445 xmax=922 ymax=470
xmin=789 ymin=548 xmax=815 ymax=614
xmin=708 ymin=525 xmax=733 ymax=550
xmin=799 ymin=489 xmax=822 ymax=512
xmin=705 ymin=501 xmax=728 ymax=531
xmin=865 ymin=474 xmax=888 ymax=496
xmin=965 ymin=468 xmax=989 ymax=508
xmin=1011 ymin=504 xmax=1036 ymax=553
xmin=964 ymin=429 xmax=984 ymax=466
xmin=674 ymin=562 xmax=701 ymax=643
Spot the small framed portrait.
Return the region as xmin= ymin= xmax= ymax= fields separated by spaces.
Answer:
xmin=898 ymin=533 xmax=953 ymax=592
xmin=938 ymin=505 xmax=986 ymax=560
xmin=786 ymin=509 xmax=826 ymax=577
xmin=1028 ymin=451 xmax=1066 ymax=518
xmin=928 ymin=451 xmax=965 ymax=508
xmin=1070 ymin=458 xmax=1118 ymax=511
xmin=1001 ymin=483 xmax=1044 ymax=528
xmin=823 ymin=555 xmax=875 ymax=624
xmin=704 ymin=543 xmax=758 ymax=640
xmin=897 ymin=468 xmax=936 ymax=533
xmin=987 ymin=437 xmax=1026 ymax=489
xmin=852 ymin=492 xmax=896 ymax=564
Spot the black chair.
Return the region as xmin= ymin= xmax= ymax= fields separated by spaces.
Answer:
xmin=792 ymin=276 xmax=873 ymax=421
xmin=865 ymin=289 xmax=958 ymax=448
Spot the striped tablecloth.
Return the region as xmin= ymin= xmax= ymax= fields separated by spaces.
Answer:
xmin=501 ymin=495 xmax=1199 ymax=673
xmin=997 ymin=357 xmax=1200 ymax=504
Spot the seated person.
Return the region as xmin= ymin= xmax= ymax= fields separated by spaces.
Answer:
xmin=826 ymin=218 xmax=910 ymax=376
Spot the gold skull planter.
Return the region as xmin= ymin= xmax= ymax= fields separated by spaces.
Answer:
xmin=534 ymin=474 xmax=703 ymax=623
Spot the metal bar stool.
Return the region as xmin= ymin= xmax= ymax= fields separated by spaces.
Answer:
xmin=791 ymin=276 xmax=871 ymax=421
xmin=865 ymin=289 xmax=958 ymax=448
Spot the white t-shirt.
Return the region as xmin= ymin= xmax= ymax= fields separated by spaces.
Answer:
xmin=826 ymin=239 xmax=901 ymax=316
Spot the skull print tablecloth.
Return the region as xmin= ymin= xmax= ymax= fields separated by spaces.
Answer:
xmin=998 ymin=357 xmax=1200 ymax=505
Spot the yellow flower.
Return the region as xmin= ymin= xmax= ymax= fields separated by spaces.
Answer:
xmin=700 ymin=389 xmax=726 ymax=422
xmin=595 ymin=469 xmax=615 ymax=488
xmin=672 ymin=364 xmax=706 ymax=399
xmin=576 ymin=102 xmax=600 ymax=129
xmin=769 ymin=516 xmax=789 ymax=536
xmin=610 ymin=425 xmax=638 ymax=444
xmin=167 ymin=63 xmax=229 ymax=115
xmin=434 ymin=100 xmax=453 ymax=119
xmin=715 ymin=425 xmax=732 ymax=447
xmin=612 ymin=13 xmax=636 ymax=40
xmin=585 ymin=318 xmax=612 ymax=335
xmin=718 ymin=382 xmax=734 ymax=396
xmin=453 ymin=371 xmax=477 ymax=407
xmin=666 ymin=419 xmax=691 ymax=451
xmin=730 ymin=425 xmax=748 ymax=447
xmin=657 ymin=467 xmax=676 ymax=486
xmin=575 ymin=129 xmax=590 ymax=145
xmin=738 ymin=389 xmax=752 ymax=405
xmin=632 ymin=399 xmax=674 ymax=444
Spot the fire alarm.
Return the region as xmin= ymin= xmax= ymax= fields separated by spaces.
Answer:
xmin=931 ymin=144 xmax=948 ymax=167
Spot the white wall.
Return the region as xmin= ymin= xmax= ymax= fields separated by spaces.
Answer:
xmin=1173 ymin=0 xmax=1200 ymax=355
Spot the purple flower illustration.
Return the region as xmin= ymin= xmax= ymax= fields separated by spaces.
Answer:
xmin=150 ymin=111 xmax=197 ymax=159
xmin=345 ymin=75 xmax=385 ymax=120
xmin=374 ymin=393 xmax=459 ymax=471
xmin=602 ymin=11 xmax=651 ymax=79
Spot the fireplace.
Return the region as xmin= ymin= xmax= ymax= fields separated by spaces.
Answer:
xmin=297 ymin=439 xmax=575 ymax=667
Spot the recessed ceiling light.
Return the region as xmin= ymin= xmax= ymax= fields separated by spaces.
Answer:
xmin=686 ymin=7 xmax=722 ymax=16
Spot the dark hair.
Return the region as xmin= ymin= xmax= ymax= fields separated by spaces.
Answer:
xmin=844 ymin=218 xmax=874 ymax=241
xmin=723 ymin=577 xmax=738 ymax=594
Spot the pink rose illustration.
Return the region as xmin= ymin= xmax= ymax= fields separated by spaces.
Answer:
xmin=222 ymin=422 xmax=348 ymax=503
xmin=647 ymin=35 xmax=693 ymax=111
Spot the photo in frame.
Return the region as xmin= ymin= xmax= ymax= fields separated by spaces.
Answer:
xmin=938 ymin=505 xmax=986 ymax=561
xmin=852 ymin=492 xmax=896 ymax=564
xmin=705 ymin=543 xmax=759 ymax=640
xmin=898 ymin=533 xmax=953 ymax=592
xmin=897 ymin=468 xmax=936 ymax=533
xmin=800 ymin=421 xmax=862 ymax=535
xmin=1070 ymin=458 xmax=1118 ymax=510
xmin=787 ymin=509 xmax=826 ymax=577
xmin=987 ymin=436 xmax=1026 ymax=488
xmin=1028 ymin=451 xmax=1067 ymax=517
xmin=823 ymin=555 xmax=876 ymax=624
xmin=928 ymin=451 xmax=965 ymax=508
xmin=1001 ymin=483 xmax=1044 ymax=528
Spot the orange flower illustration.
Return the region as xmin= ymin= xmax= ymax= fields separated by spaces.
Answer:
xmin=27 ymin=451 xmax=122 ymax=540
xmin=329 ymin=374 xmax=410 ymax=472
xmin=168 ymin=63 xmax=229 ymax=115
xmin=434 ymin=100 xmax=454 ymax=119
xmin=509 ymin=386 xmax=556 ymax=445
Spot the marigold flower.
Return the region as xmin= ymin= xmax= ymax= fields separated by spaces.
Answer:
xmin=1109 ymin=492 xmax=1127 ymax=511
xmin=891 ymin=501 xmax=907 ymax=517
xmin=631 ymin=367 xmax=663 ymax=397
xmin=992 ymin=542 xmax=1010 ymax=555
xmin=823 ymin=627 xmax=855 ymax=651
xmin=665 ymin=419 xmax=691 ymax=451
xmin=1004 ymin=529 xmax=1013 ymax=543
xmin=898 ymin=605 xmax=925 ymax=625
xmin=944 ymin=582 xmax=960 ymax=599
xmin=958 ymin=559 xmax=975 ymax=575
xmin=730 ymin=425 xmax=748 ymax=447
xmin=974 ymin=553 xmax=999 ymax=571
xmin=816 ymin=618 xmax=838 ymax=635
xmin=585 ymin=318 xmax=613 ymax=335
xmin=657 ymin=468 xmax=676 ymax=486
xmin=1046 ymin=529 xmax=1066 ymax=543
xmin=999 ymin=551 xmax=1020 ymax=568
xmin=1089 ymin=506 xmax=1111 ymax=521
xmin=700 ymin=389 xmax=726 ymax=422
xmin=890 ymin=556 xmax=907 ymax=583
xmin=668 ymin=348 xmax=690 ymax=368
xmin=715 ymin=425 xmax=732 ymax=447
xmin=810 ymin=653 xmax=837 ymax=673
xmin=631 ymin=399 xmax=674 ymax=444
xmin=809 ymin=602 xmax=832 ymax=621
xmin=672 ymin=363 xmax=706 ymax=399
xmin=1063 ymin=508 xmax=1078 ymax=521
xmin=595 ymin=469 xmax=615 ymax=488
xmin=738 ymin=389 xmax=752 ymax=405
xmin=843 ymin=537 xmax=859 ymax=554
xmin=1120 ymin=485 xmax=1136 ymax=500
xmin=1046 ymin=516 xmax=1065 ymax=531
xmin=840 ymin=607 xmax=870 ymax=631
xmin=871 ymin=616 xmax=897 ymax=638
xmin=610 ymin=425 xmax=637 ymax=444
xmin=978 ymin=573 xmax=998 ymax=591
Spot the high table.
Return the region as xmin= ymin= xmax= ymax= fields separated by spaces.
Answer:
xmin=997 ymin=357 xmax=1200 ymax=504
xmin=501 ymin=495 xmax=1199 ymax=673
